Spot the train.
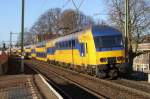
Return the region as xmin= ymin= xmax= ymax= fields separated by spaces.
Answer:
xmin=15 ymin=25 xmax=127 ymax=79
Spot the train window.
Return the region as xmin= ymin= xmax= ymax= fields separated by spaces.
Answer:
xmin=94 ymin=36 xmax=123 ymax=48
xmin=63 ymin=42 xmax=65 ymax=48
xmin=47 ymin=48 xmax=50 ymax=53
xmin=58 ymin=43 xmax=61 ymax=48
xmin=66 ymin=41 xmax=68 ymax=48
xmin=58 ymin=42 xmax=60 ymax=48
xmin=80 ymin=43 xmax=85 ymax=56
xmin=60 ymin=42 xmax=63 ymax=48
xmin=55 ymin=43 xmax=57 ymax=48
xmin=37 ymin=52 xmax=46 ymax=57
xmin=86 ymin=43 xmax=88 ymax=53
xmin=61 ymin=42 xmax=62 ymax=48
xmin=47 ymin=47 xmax=54 ymax=54
xmin=52 ymin=47 xmax=54 ymax=53
xmin=67 ymin=41 xmax=69 ymax=48
xmin=64 ymin=42 xmax=66 ymax=48
xmin=69 ymin=41 xmax=72 ymax=48
xmin=61 ymin=42 xmax=63 ymax=48
xmin=55 ymin=43 xmax=58 ymax=48
xmin=62 ymin=42 xmax=65 ymax=48
xmin=72 ymin=40 xmax=75 ymax=47
xmin=60 ymin=42 xmax=62 ymax=48
xmin=32 ymin=49 xmax=35 ymax=53
xmin=57 ymin=43 xmax=59 ymax=48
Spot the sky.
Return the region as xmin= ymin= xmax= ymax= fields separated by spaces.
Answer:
xmin=0 ymin=0 xmax=108 ymax=45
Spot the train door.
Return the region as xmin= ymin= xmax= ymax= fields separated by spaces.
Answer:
xmin=80 ymin=42 xmax=88 ymax=66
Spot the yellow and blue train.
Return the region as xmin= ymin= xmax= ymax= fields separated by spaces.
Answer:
xmin=22 ymin=26 xmax=126 ymax=79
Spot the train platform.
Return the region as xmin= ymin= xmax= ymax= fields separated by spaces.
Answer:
xmin=0 ymin=74 xmax=63 ymax=99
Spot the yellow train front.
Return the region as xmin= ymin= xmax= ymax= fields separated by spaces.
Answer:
xmin=91 ymin=26 xmax=126 ymax=78
xmin=52 ymin=26 xmax=126 ymax=79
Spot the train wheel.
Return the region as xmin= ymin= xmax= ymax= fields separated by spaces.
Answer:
xmin=47 ymin=60 xmax=50 ymax=64
xmin=109 ymin=69 xmax=118 ymax=79
xmin=97 ymin=71 xmax=107 ymax=79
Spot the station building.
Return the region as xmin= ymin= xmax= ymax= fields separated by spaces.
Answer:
xmin=133 ymin=43 xmax=150 ymax=72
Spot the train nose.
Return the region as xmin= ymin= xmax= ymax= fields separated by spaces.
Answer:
xmin=99 ymin=56 xmax=124 ymax=64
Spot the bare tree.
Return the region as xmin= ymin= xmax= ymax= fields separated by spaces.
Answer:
xmin=20 ymin=8 xmax=94 ymax=44
xmin=107 ymin=0 xmax=150 ymax=70
xmin=60 ymin=9 xmax=94 ymax=34
xmin=24 ymin=29 xmax=34 ymax=45
xmin=16 ymin=28 xmax=34 ymax=46
xmin=30 ymin=8 xmax=62 ymax=36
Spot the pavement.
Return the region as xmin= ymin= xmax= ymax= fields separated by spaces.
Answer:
xmin=0 ymin=74 xmax=62 ymax=99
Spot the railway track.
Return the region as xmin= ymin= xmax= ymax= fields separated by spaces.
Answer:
xmin=111 ymin=78 xmax=150 ymax=93
xmin=25 ymin=61 xmax=99 ymax=99
xmin=25 ymin=60 xmax=150 ymax=99
xmin=26 ymin=63 xmax=74 ymax=99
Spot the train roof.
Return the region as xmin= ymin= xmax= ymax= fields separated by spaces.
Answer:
xmin=33 ymin=25 xmax=122 ymax=44
xmin=54 ymin=26 xmax=122 ymax=42
xmin=54 ymin=31 xmax=84 ymax=42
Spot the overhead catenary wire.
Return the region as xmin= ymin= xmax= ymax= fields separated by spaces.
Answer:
xmin=39 ymin=0 xmax=48 ymax=13
xmin=71 ymin=0 xmax=85 ymax=30
xmin=78 ymin=0 xmax=85 ymax=10
xmin=71 ymin=0 xmax=78 ymax=10
xmin=62 ymin=0 xmax=71 ymax=9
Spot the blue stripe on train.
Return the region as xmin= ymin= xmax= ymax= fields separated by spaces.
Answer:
xmin=96 ymin=47 xmax=124 ymax=51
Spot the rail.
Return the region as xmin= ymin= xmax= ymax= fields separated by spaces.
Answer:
xmin=25 ymin=60 xmax=150 ymax=99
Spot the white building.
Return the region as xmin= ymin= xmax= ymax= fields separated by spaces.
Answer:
xmin=133 ymin=43 xmax=150 ymax=72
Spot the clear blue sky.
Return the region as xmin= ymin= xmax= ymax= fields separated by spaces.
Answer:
xmin=0 ymin=0 xmax=108 ymax=45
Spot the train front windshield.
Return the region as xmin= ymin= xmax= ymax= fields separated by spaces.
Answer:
xmin=94 ymin=35 xmax=123 ymax=48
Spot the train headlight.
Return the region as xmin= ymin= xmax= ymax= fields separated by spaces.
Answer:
xmin=100 ymin=58 xmax=107 ymax=62
xmin=117 ymin=56 xmax=124 ymax=61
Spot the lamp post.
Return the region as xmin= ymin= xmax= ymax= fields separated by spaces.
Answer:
xmin=21 ymin=0 xmax=25 ymax=73
xmin=125 ymin=0 xmax=129 ymax=62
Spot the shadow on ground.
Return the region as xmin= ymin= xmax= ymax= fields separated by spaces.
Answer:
xmin=122 ymin=71 xmax=148 ymax=81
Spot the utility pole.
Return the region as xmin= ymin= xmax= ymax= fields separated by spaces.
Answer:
xmin=21 ymin=0 xmax=25 ymax=73
xmin=10 ymin=32 xmax=12 ymax=54
xmin=125 ymin=0 xmax=129 ymax=62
